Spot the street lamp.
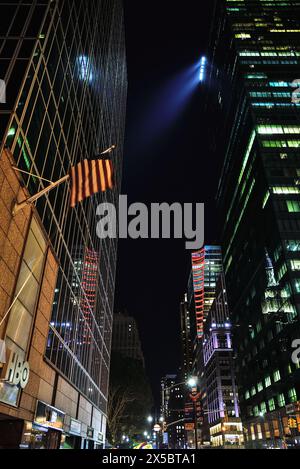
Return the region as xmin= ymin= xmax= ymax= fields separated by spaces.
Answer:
xmin=187 ymin=377 xmax=198 ymax=388
xmin=187 ymin=376 xmax=199 ymax=450
xmin=147 ymin=416 xmax=153 ymax=423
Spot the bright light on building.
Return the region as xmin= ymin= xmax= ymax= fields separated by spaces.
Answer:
xmin=199 ymin=56 xmax=207 ymax=82
xmin=77 ymin=55 xmax=93 ymax=82
xmin=187 ymin=376 xmax=197 ymax=388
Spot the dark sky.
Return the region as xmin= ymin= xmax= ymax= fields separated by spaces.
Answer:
xmin=115 ymin=1 xmax=218 ymax=405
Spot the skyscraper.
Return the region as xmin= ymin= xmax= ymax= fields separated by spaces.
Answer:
xmin=203 ymin=273 xmax=244 ymax=447
xmin=161 ymin=374 xmax=185 ymax=449
xmin=180 ymin=294 xmax=193 ymax=382
xmin=111 ymin=312 xmax=145 ymax=365
xmin=208 ymin=0 xmax=300 ymax=448
xmin=191 ymin=246 xmax=223 ymax=339
xmin=0 ymin=0 xmax=127 ymax=449
xmin=188 ymin=246 xmax=223 ymax=444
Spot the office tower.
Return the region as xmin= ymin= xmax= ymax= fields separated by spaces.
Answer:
xmin=187 ymin=246 xmax=223 ymax=445
xmin=191 ymin=246 xmax=223 ymax=339
xmin=190 ymin=246 xmax=223 ymax=381
xmin=0 ymin=0 xmax=127 ymax=449
xmin=203 ymin=273 xmax=244 ymax=447
xmin=161 ymin=374 xmax=185 ymax=449
xmin=111 ymin=312 xmax=145 ymax=365
xmin=208 ymin=0 xmax=300 ymax=448
xmin=180 ymin=294 xmax=193 ymax=382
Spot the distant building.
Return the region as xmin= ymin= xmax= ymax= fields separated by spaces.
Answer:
xmin=112 ymin=312 xmax=145 ymax=365
xmin=188 ymin=246 xmax=223 ymax=444
xmin=161 ymin=374 xmax=185 ymax=449
xmin=191 ymin=246 xmax=223 ymax=339
xmin=180 ymin=294 xmax=193 ymax=382
xmin=203 ymin=273 xmax=244 ymax=448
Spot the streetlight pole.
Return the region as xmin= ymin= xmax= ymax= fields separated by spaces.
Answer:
xmin=193 ymin=399 xmax=198 ymax=450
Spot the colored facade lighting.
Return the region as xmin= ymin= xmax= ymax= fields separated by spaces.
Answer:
xmin=192 ymin=249 xmax=205 ymax=338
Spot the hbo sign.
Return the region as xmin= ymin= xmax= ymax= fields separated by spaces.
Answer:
xmin=4 ymin=351 xmax=30 ymax=389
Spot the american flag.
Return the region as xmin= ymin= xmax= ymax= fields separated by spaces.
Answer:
xmin=70 ymin=158 xmax=114 ymax=207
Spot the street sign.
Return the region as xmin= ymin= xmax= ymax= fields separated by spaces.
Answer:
xmin=153 ymin=424 xmax=161 ymax=432
xmin=286 ymin=401 xmax=300 ymax=414
xmin=288 ymin=416 xmax=297 ymax=429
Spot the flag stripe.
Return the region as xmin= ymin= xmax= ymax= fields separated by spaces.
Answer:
xmin=70 ymin=165 xmax=76 ymax=207
xmin=105 ymin=159 xmax=113 ymax=188
xmin=102 ymin=159 xmax=109 ymax=189
xmin=98 ymin=160 xmax=106 ymax=192
xmin=91 ymin=160 xmax=98 ymax=195
xmin=78 ymin=161 xmax=83 ymax=202
xmin=89 ymin=159 xmax=94 ymax=197
xmin=95 ymin=160 xmax=102 ymax=194
xmin=76 ymin=162 xmax=80 ymax=203
xmin=84 ymin=159 xmax=91 ymax=199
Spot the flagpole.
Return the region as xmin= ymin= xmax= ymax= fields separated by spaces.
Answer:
xmin=11 ymin=166 xmax=54 ymax=184
xmin=12 ymin=174 xmax=70 ymax=216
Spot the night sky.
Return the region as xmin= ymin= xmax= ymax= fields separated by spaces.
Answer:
xmin=115 ymin=1 xmax=218 ymax=405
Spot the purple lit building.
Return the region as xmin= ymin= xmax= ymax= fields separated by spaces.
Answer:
xmin=203 ymin=273 xmax=244 ymax=447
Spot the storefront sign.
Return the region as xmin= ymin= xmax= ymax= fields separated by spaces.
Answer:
xmin=2 ymin=348 xmax=30 ymax=389
xmin=35 ymin=401 xmax=64 ymax=431
xmin=0 ymin=339 xmax=6 ymax=364
xmin=286 ymin=401 xmax=300 ymax=414
xmin=70 ymin=418 xmax=81 ymax=436
xmin=185 ymin=423 xmax=195 ymax=431
xmin=87 ymin=427 xmax=94 ymax=439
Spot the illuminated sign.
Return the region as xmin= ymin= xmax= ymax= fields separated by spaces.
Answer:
xmin=70 ymin=418 xmax=81 ymax=436
xmin=87 ymin=427 xmax=94 ymax=439
xmin=0 ymin=79 xmax=6 ymax=103
xmin=192 ymin=249 xmax=205 ymax=338
xmin=2 ymin=349 xmax=30 ymax=389
xmin=34 ymin=401 xmax=64 ymax=430
xmin=185 ymin=423 xmax=195 ymax=431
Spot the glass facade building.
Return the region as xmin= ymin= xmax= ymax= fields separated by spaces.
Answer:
xmin=203 ymin=273 xmax=243 ymax=447
xmin=191 ymin=246 xmax=223 ymax=339
xmin=0 ymin=0 xmax=127 ymax=446
xmin=208 ymin=0 xmax=300 ymax=447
